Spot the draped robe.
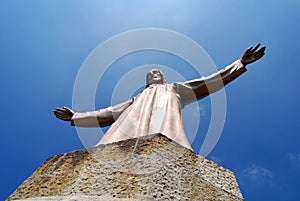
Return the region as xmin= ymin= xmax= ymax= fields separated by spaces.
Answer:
xmin=71 ymin=60 xmax=246 ymax=150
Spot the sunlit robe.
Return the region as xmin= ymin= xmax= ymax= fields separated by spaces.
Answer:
xmin=71 ymin=60 xmax=246 ymax=150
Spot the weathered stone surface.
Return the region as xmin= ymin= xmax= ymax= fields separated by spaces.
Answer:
xmin=11 ymin=196 xmax=138 ymax=201
xmin=8 ymin=133 xmax=243 ymax=201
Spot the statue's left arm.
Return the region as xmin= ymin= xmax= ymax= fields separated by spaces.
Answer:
xmin=174 ymin=44 xmax=266 ymax=106
xmin=54 ymin=98 xmax=134 ymax=127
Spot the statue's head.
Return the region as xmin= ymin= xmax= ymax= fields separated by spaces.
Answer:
xmin=146 ymin=69 xmax=167 ymax=87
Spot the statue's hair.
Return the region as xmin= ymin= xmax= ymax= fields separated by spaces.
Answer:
xmin=146 ymin=69 xmax=167 ymax=87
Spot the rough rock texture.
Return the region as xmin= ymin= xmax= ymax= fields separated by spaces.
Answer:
xmin=8 ymin=133 xmax=243 ymax=201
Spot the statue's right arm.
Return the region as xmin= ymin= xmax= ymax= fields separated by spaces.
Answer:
xmin=174 ymin=44 xmax=266 ymax=106
xmin=54 ymin=98 xmax=134 ymax=127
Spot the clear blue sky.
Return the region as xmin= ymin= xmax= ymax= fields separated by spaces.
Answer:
xmin=1 ymin=0 xmax=299 ymax=200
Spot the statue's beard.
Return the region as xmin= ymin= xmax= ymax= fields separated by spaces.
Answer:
xmin=147 ymin=78 xmax=163 ymax=85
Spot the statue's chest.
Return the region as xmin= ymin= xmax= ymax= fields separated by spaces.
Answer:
xmin=137 ymin=85 xmax=180 ymax=109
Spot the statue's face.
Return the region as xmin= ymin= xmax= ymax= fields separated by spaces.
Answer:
xmin=146 ymin=69 xmax=164 ymax=85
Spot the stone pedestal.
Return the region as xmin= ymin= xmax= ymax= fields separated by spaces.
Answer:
xmin=7 ymin=133 xmax=243 ymax=201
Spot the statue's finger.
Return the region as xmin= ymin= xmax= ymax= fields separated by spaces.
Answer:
xmin=247 ymin=46 xmax=253 ymax=51
xmin=258 ymin=46 xmax=266 ymax=53
xmin=55 ymin=108 xmax=66 ymax=112
xmin=63 ymin=106 xmax=69 ymax=110
xmin=54 ymin=112 xmax=64 ymax=118
xmin=258 ymin=49 xmax=265 ymax=54
xmin=54 ymin=113 xmax=64 ymax=120
xmin=54 ymin=112 xmax=69 ymax=119
xmin=256 ymin=47 xmax=266 ymax=54
xmin=54 ymin=110 xmax=66 ymax=115
xmin=54 ymin=111 xmax=61 ymax=115
xmin=55 ymin=113 xmax=69 ymax=121
xmin=252 ymin=43 xmax=261 ymax=52
xmin=63 ymin=106 xmax=74 ymax=114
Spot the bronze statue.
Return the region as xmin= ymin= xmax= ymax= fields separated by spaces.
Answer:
xmin=54 ymin=44 xmax=266 ymax=150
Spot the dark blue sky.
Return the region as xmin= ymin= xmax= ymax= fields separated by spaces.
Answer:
xmin=1 ymin=1 xmax=300 ymax=200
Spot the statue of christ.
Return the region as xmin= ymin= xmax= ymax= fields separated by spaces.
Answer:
xmin=54 ymin=44 xmax=266 ymax=150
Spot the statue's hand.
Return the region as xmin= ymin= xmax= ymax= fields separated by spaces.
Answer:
xmin=241 ymin=43 xmax=266 ymax=66
xmin=54 ymin=106 xmax=74 ymax=121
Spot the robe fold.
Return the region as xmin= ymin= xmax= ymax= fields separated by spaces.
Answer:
xmin=71 ymin=60 xmax=246 ymax=149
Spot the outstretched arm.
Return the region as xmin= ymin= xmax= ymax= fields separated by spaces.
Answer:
xmin=54 ymin=98 xmax=134 ymax=127
xmin=174 ymin=44 xmax=266 ymax=106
